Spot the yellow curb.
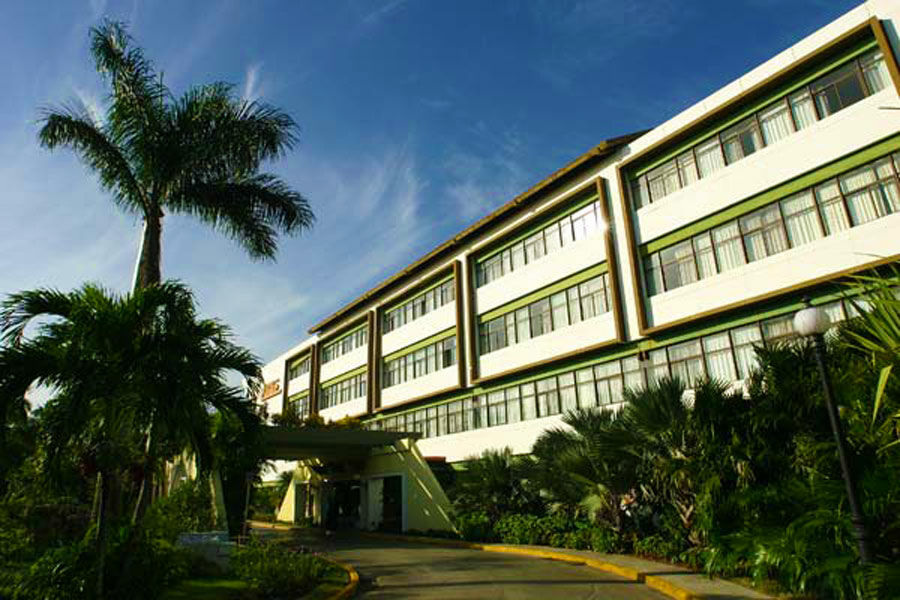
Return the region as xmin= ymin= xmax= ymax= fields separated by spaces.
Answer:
xmin=356 ymin=532 xmax=750 ymax=600
xmin=645 ymin=575 xmax=696 ymax=600
xmin=320 ymin=555 xmax=359 ymax=600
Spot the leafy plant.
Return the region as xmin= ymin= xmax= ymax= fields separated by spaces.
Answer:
xmin=231 ymin=538 xmax=327 ymax=598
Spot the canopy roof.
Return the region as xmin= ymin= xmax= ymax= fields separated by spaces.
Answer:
xmin=262 ymin=426 xmax=420 ymax=460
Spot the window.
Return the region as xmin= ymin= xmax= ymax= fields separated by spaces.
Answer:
xmin=506 ymin=387 xmax=522 ymax=423
xmin=660 ymin=240 xmax=698 ymax=291
xmin=567 ymin=287 xmax=582 ymax=325
xmin=812 ymin=60 xmax=867 ymax=118
xmin=789 ymin=89 xmax=817 ymax=130
xmin=677 ymin=151 xmax=699 ymax=187
xmin=595 ymin=361 xmax=624 ymax=405
xmin=647 ymin=349 xmax=669 ymax=385
xmin=383 ymin=335 xmax=457 ymax=388
xmin=524 ymin=231 xmax=546 ymax=264
xmin=696 ymin=137 xmax=726 ymax=178
xmin=762 ymin=316 xmax=795 ymax=346
xmin=537 ymin=377 xmax=560 ymax=417
xmin=758 ymin=100 xmax=794 ymax=145
xmin=731 ymin=324 xmax=762 ymax=379
xmin=631 ymin=178 xmax=650 ymax=209
xmin=693 ymin=233 xmax=717 ymax=279
xmin=712 ymin=222 xmax=746 ymax=272
xmin=529 ymin=298 xmax=552 ymax=338
xmin=488 ymin=390 xmax=507 ymax=426
xmin=740 ymin=205 xmax=788 ymax=262
xmin=814 ymin=180 xmax=851 ymax=234
xmin=288 ymin=357 xmax=310 ymax=381
xmin=550 ymin=292 xmax=568 ymax=329
xmin=668 ymin=339 xmax=704 ymax=385
xmin=559 ymin=373 xmax=578 ymax=412
xmin=703 ymin=332 xmax=736 ymax=382
xmin=721 ymin=116 xmax=764 ymax=164
xmin=860 ymin=51 xmax=890 ymax=93
xmin=576 ymin=368 xmax=597 ymax=407
xmin=644 ymin=254 xmax=665 ymax=297
xmin=515 ymin=308 xmax=530 ymax=345
xmin=579 ymin=275 xmax=609 ymax=319
xmin=781 ymin=191 xmax=823 ymax=247
xmin=622 ymin=356 xmax=645 ymax=391
xmin=320 ymin=372 xmax=367 ymax=409
xmin=647 ymin=161 xmax=681 ymax=201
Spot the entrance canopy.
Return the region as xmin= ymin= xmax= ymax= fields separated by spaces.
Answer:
xmin=262 ymin=426 xmax=421 ymax=460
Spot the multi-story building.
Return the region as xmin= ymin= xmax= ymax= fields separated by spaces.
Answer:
xmin=261 ymin=0 xmax=900 ymax=467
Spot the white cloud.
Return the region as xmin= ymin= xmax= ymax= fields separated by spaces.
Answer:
xmin=242 ymin=62 xmax=264 ymax=103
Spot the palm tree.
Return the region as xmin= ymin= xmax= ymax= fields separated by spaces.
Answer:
xmin=453 ymin=448 xmax=540 ymax=520
xmin=0 ymin=281 xmax=261 ymax=597
xmin=38 ymin=20 xmax=313 ymax=290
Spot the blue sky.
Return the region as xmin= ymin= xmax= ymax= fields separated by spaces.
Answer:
xmin=0 ymin=0 xmax=860 ymax=365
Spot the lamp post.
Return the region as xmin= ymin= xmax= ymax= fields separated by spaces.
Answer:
xmin=793 ymin=299 xmax=871 ymax=563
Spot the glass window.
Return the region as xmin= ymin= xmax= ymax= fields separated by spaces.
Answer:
xmin=731 ymin=324 xmax=762 ymax=379
xmin=647 ymin=160 xmax=680 ymax=201
xmin=515 ymin=308 xmax=530 ymax=344
xmin=812 ymin=60 xmax=866 ymax=118
xmin=874 ymin=158 xmax=900 ymax=214
xmin=537 ymin=377 xmax=560 ymax=417
xmin=506 ymin=387 xmax=522 ymax=423
xmin=703 ymin=332 xmax=736 ymax=382
xmin=668 ymin=339 xmax=704 ymax=385
xmin=721 ymin=116 xmax=764 ymax=164
xmin=693 ymin=232 xmax=717 ymax=279
xmin=840 ymin=164 xmax=884 ymax=225
xmin=524 ymin=231 xmax=546 ymax=263
xmin=521 ymin=382 xmax=537 ymax=421
xmin=442 ymin=336 xmax=456 ymax=367
xmin=696 ymin=137 xmax=725 ymax=178
xmin=559 ymin=373 xmax=578 ymax=412
xmin=544 ymin=222 xmax=562 ymax=254
xmin=740 ymin=204 xmax=788 ymax=262
xmin=660 ymin=240 xmax=698 ymax=291
xmin=530 ymin=298 xmax=552 ymax=337
xmin=860 ymin=51 xmax=890 ymax=93
xmin=595 ymin=361 xmax=623 ymax=405
xmin=677 ymin=151 xmax=699 ymax=187
xmin=789 ymin=89 xmax=817 ymax=130
xmin=622 ymin=356 xmax=645 ymax=391
xmin=758 ymin=99 xmax=794 ymax=145
xmin=647 ymin=349 xmax=669 ymax=385
xmin=576 ymin=368 xmax=597 ymax=407
xmin=551 ymin=291 xmax=568 ymax=330
xmin=762 ymin=315 xmax=795 ymax=346
xmin=488 ymin=390 xmax=507 ymax=427
xmin=567 ymin=287 xmax=582 ymax=324
xmin=814 ymin=180 xmax=851 ymax=235
xmin=781 ymin=191 xmax=823 ymax=247
xmin=631 ymin=177 xmax=650 ymax=209
xmin=572 ymin=204 xmax=599 ymax=241
xmin=579 ymin=276 xmax=607 ymax=319
xmin=559 ymin=216 xmax=575 ymax=247
xmin=510 ymin=242 xmax=526 ymax=270
xmin=713 ymin=222 xmax=746 ymax=272
xmin=505 ymin=313 xmax=517 ymax=348
xmin=644 ymin=254 xmax=664 ymax=297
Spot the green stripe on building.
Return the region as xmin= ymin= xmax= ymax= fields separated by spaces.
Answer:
xmin=384 ymin=273 xmax=454 ymax=312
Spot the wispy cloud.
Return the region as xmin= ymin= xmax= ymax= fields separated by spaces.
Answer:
xmin=242 ymin=62 xmax=264 ymax=103
xmin=360 ymin=0 xmax=407 ymax=28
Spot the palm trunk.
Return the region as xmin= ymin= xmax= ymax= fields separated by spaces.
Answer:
xmin=131 ymin=424 xmax=155 ymax=525
xmin=136 ymin=209 xmax=162 ymax=290
xmin=96 ymin=470 xmax=110 ymax=599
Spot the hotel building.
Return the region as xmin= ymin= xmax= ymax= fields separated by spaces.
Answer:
xmin=260 ymin=0 xmax=900 ymax=469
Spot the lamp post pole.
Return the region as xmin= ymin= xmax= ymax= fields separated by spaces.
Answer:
xmin=795 ymin=299 xmax=871 ymax=564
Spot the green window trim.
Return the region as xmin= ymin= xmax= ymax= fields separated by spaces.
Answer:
xmin=642 ymin=132 xmax=900 ymax=256
xmin=478 ymin=262 xmax=608 ymax=323
xmin=287 ymin=390 xmax=309 ymax=402
xmin=629 ymin=36 xmax=879 ymax=179
xmin=383 ymin=327 xmax=457 ymax=362
xmin=319 ymin=364 xmax=368 ymax=388
xmin=384 ymin=274 xmax=454 ymax=313
xmin=476 ymin=188 xmax=600 ymax=264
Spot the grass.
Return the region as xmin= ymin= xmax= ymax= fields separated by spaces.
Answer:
xmin=302 ymin=564 xmax=349 ymax=600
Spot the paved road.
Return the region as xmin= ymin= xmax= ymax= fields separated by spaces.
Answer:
xmin=315 ymin=535 xmax=669 ymax=599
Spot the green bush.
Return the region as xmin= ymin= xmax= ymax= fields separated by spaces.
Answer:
xmin=231 ymin=538 xmax=327 ymax=598
xmin=144 ymin=478 xmax=216 ymax=542
xmin=454 ymin=511 xmax=495 ymax=542
xmin=589 ymin=527 xmax=622 ymax=553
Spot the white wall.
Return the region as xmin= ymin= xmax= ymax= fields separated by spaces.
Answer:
xmin=381 ymin=302 xmax=456 ymax=356
xmin=380 ymin=366 xmax=458 ymax=408
xmin=479 ymin=313 xmax=618 ymax=379
xmin=475 ymin=234 xmax=608 ymax=314
xmin=286 ymin=373 xmax=310 ymax=397
xmin=649 ymin=212 xmax=900 ymax=327
xmin=320 ymin=397 xmax=367 ymax=422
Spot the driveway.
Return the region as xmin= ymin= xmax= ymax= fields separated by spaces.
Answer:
xmin=314 ymin=535 xmax=669 ymax=599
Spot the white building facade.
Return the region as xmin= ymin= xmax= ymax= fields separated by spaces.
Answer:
xmin=260 ymin=0 xmax=900 ymax=464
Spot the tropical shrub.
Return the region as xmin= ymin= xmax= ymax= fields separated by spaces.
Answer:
xmin=231 ymin=538 xmax=327 ymax=598
xmin=454 ymin=511 xmax=495 ymax=542
xmin=453 ymin=448 xmax=542 ymax=520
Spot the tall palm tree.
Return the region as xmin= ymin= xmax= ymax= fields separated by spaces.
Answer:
xmin=0 ymin=281 xmax=261 ymax=597
xmin=38 ymin=20 xmax=313 ymax=289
